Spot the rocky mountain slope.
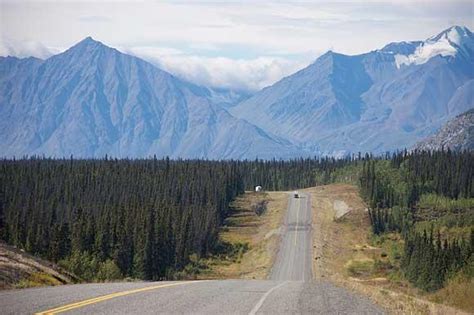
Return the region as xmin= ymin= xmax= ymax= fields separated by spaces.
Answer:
xmin=230 ymin=26 xmax=474 ymax=156
xmin=0 ymin=38 xmax=303 ymax=159
xmin=416 ymin=108 xmax=474 ymax=151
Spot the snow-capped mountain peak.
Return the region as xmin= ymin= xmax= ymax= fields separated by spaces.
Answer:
xmin=428 ymin=25 xmax=471 ymax=45
xmin=394 ymin=25 xmax=473 ymax=68
xmin=229 ymin=26 xmax=473 ymax=156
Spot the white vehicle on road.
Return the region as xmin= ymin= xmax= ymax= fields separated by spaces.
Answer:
xmin=294 ymin=191 xmax=299 ymax=198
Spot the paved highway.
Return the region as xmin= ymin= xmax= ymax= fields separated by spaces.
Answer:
xmin=1 ymin=193 xmax=384 ymax=314
xmin=270 ymin=192 xmax=312 ymax=281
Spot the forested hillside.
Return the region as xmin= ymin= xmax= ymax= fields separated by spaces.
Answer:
xmin=360 ymin=150 xmax=473 ymax=292
xmin=0 ymin=157 xmax=347 ymax=281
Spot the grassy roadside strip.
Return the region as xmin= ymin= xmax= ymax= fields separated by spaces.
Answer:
xmin=196 ymin=191 xmax=288 ymax=280
xmin=307 ymin=184 xmax=470 ymax=315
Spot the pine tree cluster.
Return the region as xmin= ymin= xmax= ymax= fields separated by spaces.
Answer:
xmin=360 ymin=149 xmax=474 ymax=291
xmin=401 ymin=229 xmax=473 ymax=291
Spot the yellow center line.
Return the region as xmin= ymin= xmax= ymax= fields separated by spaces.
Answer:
xmin=35 ymin=281 xmax=206 ymax=315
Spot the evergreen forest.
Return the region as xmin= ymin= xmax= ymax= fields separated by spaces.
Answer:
xmin=0 ymin=156 xmax=348 ymax=280
xmin=0 ymin=150 xmax=472 ymax=292
xmin=360 ymin=150 xmax=473 ymax=291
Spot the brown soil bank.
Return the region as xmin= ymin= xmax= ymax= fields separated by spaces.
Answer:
xmin=0 ymin=242 xmax=77 ymax=289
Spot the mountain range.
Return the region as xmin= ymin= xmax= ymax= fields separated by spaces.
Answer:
xmin=229 ymin=26 xmax=474 ymax=156
xmin=0 ymin=38 xmax=300 ymax=159
xmin=1 ymin=26 xmax=473 ymax=159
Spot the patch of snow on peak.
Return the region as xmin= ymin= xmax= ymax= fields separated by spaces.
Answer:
xmin=446 ymin=27 xmax=462 ymax=45
xmin=394 ymin=26 xmax=468 ymax=69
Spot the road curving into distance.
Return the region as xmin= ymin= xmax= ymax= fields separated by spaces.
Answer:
xmin=1 ymin=192 xmax=384 ymax=314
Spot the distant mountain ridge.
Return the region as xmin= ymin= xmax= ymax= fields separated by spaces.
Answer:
xmin=1 ymin=26 xmax=473 ymax=159
xmin=415 ymin=109 xmax=474 ymax=151
xmin=230 ymin=25 xmax=474 ymax=156
xmin=0 ymin=37 xmax=304 ymax=159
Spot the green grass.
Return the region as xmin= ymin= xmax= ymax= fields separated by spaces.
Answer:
xmin=371 ymin=233 xmax=403 ymax=264
xmin=418 ymin=194 xmax=474 ymax=212
xmin=429 ymin=263 xmax=474 ymax=313
xmin=15 ymin=272 xmax=62 ymax=289
xmin=346 ymin=259 xmax=375 ymax=277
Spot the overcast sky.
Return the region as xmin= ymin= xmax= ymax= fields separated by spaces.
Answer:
xmin=1 ymin=1 xmax=473 ymax=91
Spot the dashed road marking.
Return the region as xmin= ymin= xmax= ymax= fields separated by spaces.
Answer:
xmin=248 ymin=281 xmax=287 ymax=315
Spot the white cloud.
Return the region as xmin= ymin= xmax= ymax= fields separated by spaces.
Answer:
xmin=123 ymin=46 xmax=314 ymax=91
xmin=158 ymin=56 xmax=308 ymax=92
xmin=0 ymin=37 xmax=59 ymax=59
xmin=1 ymin=1 xmax=473 ymax=90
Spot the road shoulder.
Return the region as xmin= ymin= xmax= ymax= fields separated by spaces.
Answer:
xmin=199 ymin=191 xmax=288 ymax=280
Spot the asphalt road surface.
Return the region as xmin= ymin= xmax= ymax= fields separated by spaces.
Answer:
xmin=1 ymin=193 xmax=384 ymax=314
xmin=269 ymin=192 xmax=312 ymax=281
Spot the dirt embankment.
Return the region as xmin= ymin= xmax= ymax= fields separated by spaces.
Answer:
xmin=304 ymin=184 xmax=370 ymax=280
xmin=0 ymin=242 xmax=77 ymax=289
xmin=304 ymin=184 xmax=469 ymax=315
